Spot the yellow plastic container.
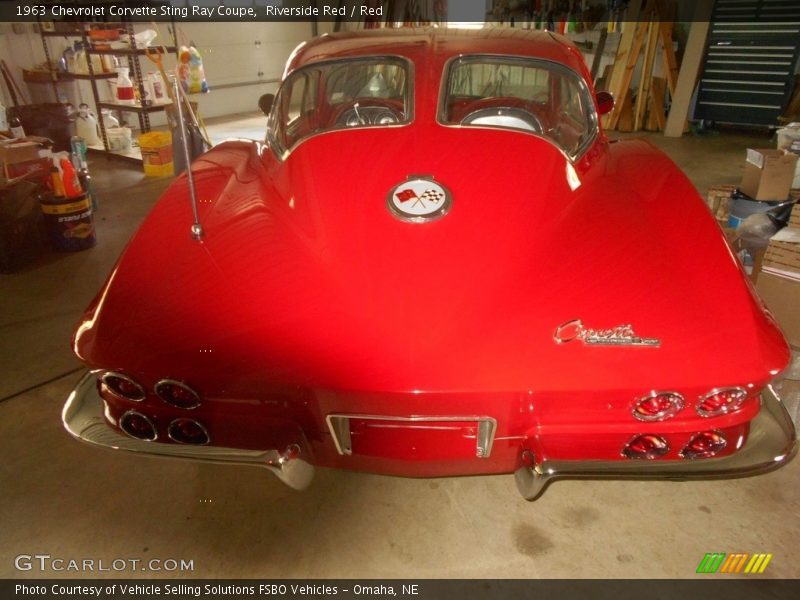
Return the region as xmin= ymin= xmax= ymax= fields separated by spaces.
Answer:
xmin=138 ymin=131 xmax=174 ymax=177
xmin=143 ymin=162 xmax=175 ymax=177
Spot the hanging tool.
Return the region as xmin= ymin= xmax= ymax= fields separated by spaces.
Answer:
xmin=0 ymin=60 xmax=24 ymax=107
xmin=1 ymin=60 xmax=29 ymax=105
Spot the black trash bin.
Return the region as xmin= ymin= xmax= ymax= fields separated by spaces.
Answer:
xmin=8 ymin=104 xmax=77 ymax=152
xmin=0 ymin=180 xmax=46 ymax=272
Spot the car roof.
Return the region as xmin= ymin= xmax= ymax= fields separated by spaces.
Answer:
xmin=284 ymin=27 xmax=590 ymax=81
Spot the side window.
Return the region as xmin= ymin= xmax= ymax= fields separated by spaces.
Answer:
xmin=555 ymin=75 xmax=590 ymax=156
xmin=285 ymin=74 xmax=308 ymax=124
xmin=442 ymin=56 xmax=596 ymax=159
xmin=560 ymin=76 xmax=587 ymax=125
xmin=268 ymin=57 xmax=412 ymax=158
xmin=280 ymin=71 xmax=317 ymax=150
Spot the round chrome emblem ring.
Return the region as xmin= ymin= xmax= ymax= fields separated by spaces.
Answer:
xmin=387 ymin=175 xmax=452 ymax=223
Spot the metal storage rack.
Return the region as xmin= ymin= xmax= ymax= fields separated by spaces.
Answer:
xmin=38 ymin=19 xmax=178 ymax=162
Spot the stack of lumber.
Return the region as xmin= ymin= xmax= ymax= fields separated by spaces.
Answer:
xmin=602 ymin=0 xmax=679 ymax=133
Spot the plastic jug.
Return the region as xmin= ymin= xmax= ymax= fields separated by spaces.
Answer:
xmin=101 ymin=108 xmax=120 ymax=128
xmin=75 ymin=103 xmax=100 ymax=146
xmin=148 ymin=72 xmax=167 ymax=102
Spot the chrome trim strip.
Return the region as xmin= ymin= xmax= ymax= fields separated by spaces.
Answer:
xmin=63 ymin=371 xmax=314 ymax=491
xmin=326 ymin=414 xmax=497 ymax=459
xmin=515 ymin=385 xmax=797 ymax=500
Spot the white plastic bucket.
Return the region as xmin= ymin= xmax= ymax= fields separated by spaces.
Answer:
xmin=106 ymin=126 xmax=132 ymax=152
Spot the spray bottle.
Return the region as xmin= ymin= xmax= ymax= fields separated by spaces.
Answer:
xmin=50 ymin=156 xmax=66 ymax=198
xmin=71 ymin=136 xmax=96 ymax=210
xmin=60 ymin=153 xmax=83 ymax=198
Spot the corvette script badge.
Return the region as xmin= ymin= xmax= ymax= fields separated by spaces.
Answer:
xmin=554 ymin=319 xmax=661 ymax=347
xmin=387 ymin=176 xmax=451 ymax=222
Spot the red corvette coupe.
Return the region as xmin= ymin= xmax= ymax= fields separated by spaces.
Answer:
xmin=63 ymin=28 xmax=796 ymax=499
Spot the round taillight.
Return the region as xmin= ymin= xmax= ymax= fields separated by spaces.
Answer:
xmin=622 ymin=434 xmax=669 ymax=459
xmin=155 ymin=380 xmax=201 ymax=409
xmin=119 ymin=410 xmax=157 ymax=441
xmin=632 ymin=391 xmax=684 ymax=422
xmin=697 ymin=387 xmax=747 ymax=418
xmin=681 ymin=431 xmax=727 ymax=459
xmin=168 ymin=419 xmax=210 ymax=445
xmin=101 ymin=372 xmax=146 ymax=401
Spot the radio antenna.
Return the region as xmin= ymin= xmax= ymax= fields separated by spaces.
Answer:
xmin=171 ymin=75 xmax=203 ymax=240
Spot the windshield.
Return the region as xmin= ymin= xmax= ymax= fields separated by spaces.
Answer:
xmin=441 ymin=56 xmax=596 ymax=158
xmin=268 ymin=57 xmax=411 ymax=155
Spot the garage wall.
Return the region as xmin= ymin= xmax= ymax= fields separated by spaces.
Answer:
xmin=0 ymin=21 xmax=314 ymax=124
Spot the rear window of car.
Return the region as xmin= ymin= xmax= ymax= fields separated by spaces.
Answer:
xmin=440 ymin=56 xmax=596 ymax=159
xmin=268 ymin=57 xmax=412 ymax=155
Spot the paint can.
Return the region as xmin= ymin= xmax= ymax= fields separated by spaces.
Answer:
xmin=39 ymin=192 xmax=96 ymax=251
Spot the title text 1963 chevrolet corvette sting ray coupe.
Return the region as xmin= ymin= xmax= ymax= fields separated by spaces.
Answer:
xmin=63 ymin=28 xmax=797 ymax=500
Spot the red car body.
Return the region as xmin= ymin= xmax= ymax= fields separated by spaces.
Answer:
xmin=64 ymin=28 xmax=796 ymax=499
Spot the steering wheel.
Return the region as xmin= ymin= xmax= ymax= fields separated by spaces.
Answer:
xmin=336 ymin=100 xmax=403 ymax=127
xmin=461 ymin=107 xmax=544 ymax=134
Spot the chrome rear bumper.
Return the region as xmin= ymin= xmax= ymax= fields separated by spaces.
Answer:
xmin=515 ymin=385 xmax=798 ymax=500
xmin=62 ymin=371 xmax=314 ymax=491
xmin=64 ymin=371 xmax=796 ymax=500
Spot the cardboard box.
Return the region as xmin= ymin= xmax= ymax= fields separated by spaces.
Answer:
xmin=0 ymin=140 xmax=42 ymax=166
xmin=756 ymin=271 xmax=800 ymax=347
xmin=0 ymin=139 xmax=50 ymax=187
xmin=706 ymin=185 xmax=735 ymax=224
xmin=763 ymin=240 xmax=800 ymax=280
xmin=740 ymin=149 xmax=798 ymax=200
xmin=789 ymin=202 xmax=800 ymax=229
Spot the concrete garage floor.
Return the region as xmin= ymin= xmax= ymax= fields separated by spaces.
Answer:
xmin=1 ymin=119 xmax=798 ymax=579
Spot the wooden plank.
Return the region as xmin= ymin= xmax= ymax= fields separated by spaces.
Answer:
xmin=658 ymin=21 xmax=679 ymax=95
xmin=602 ymin=0 xmax=643 ymax=127
xmin=590 ymin=28 xmax=608 ymax=83
xmin=650 ymin=77 xmax=667 ymax=131
xmin=664 ymin=2 xmax=712 ymax=137
xmin=617 ymin=89 xmax=635 ymax=132
xmin=606 ymin=12 xmax=650 ymax=130
xmin=635 ymin=20 xmax=660 ymax=130
xmin=606 ymin=0 xmax=654 ymax=129
xmin=654 ymin=0 xmax=679 ymax=95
